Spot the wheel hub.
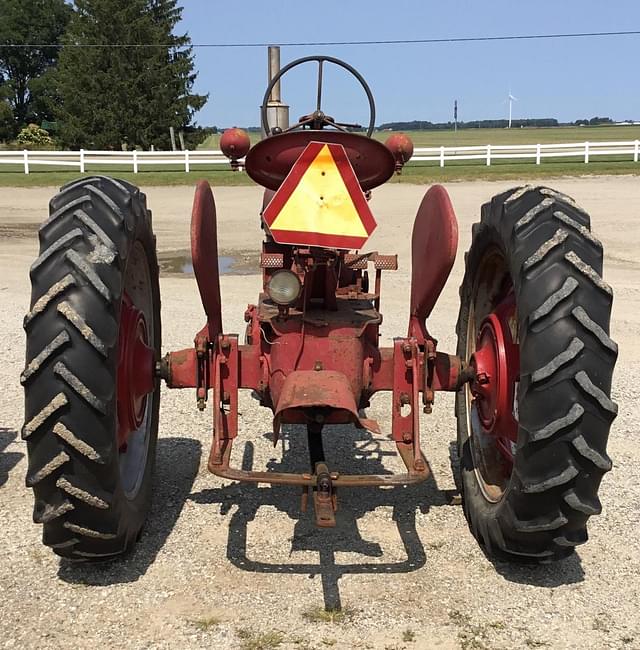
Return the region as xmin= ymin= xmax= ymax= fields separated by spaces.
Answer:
xmin=470 ymin=295 xmax=519 ymax=452
xmin=117 ymin=293 xmax=155 ymax=449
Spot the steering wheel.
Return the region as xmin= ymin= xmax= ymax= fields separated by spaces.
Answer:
xmin=260 ymin=55 xmax=376 ymax=138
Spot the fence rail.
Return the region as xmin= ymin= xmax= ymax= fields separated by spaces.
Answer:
xmin=1 ymin=140 xmax=639 ymax=174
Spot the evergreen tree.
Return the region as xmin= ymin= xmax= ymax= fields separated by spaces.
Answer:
xmin=56 ymin=0 xmax=207 ymax=149
xmin=0 ymin=97 xmax=13 ymax=142
xmin=0 ymin=0 xmax=72 ymax=131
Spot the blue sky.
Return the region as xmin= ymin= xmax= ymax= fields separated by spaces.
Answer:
xmin=180 ymin=0 xmax=640 ymax=128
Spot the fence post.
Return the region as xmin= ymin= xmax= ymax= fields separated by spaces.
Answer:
xmin=634 ymin=140 xmax=639 ymax=163
xmin=133 ymin=149 xmax=138 ymax=174
xmin=584 ymin=142 xmax=589 ymax=164
xmin=486 ymin=144 xmax=491 ymax=166
xmin=536 ymin=143 xmax=541 ymax=165
xmin=440 ymin=146 xmax=445 ymax=168
xmin=23 ymin=150 xmax=29 ymax=175
xmin=185 ymin=149 xmax=190 ymax=173
xmin=80 ymin=149 xmax=85 ymax=173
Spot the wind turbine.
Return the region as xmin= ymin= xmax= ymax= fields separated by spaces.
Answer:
xmin=507 ymin=91 xmax=518 ymax=128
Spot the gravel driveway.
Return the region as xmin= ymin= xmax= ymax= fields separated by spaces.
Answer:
xmin=1 ymin=177 xmax=638 ymax=649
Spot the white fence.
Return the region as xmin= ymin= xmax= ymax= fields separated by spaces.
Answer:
xmin=413 ymin=140 xmax=640 ymax=166
xmin=0 ymin=149 xmax=232 ymax=174
xmin=0 ymin=140 xmax=639 ymax=174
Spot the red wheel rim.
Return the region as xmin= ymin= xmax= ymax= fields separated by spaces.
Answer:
xmin=465 ymin=249 xmax=520 ymax=501
xmin=117 ymin=292 xmax=155 ymax=450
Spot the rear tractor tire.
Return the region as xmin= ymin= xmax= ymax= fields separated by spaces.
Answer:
xmin=22 ymin=176 xmax=161 ymax=560
xmin=456 ymin=185 xmax=617 ymax=562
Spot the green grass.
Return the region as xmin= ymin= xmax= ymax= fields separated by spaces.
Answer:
xmin=1 ymin=124 xmax=638 ymax=187
xmin=0 ymin=166 xmax=255 ymax=187
xmin=402 ymin=628 xmax=416 ymax=642
xmin=393 ymin=157 xmax=640 ymax=182
xmin=379 ymin=124 xmax=640 ymax=147
xmin=236 ymin=629 xmax=285 ymax=650
xmin=301 ymin=605 xmax=356 ymax=624
xmin=1 ymin=158 xmax=637 ymax=188
xmin=190 ymin=615 xmax=222 ymax=631
xmin=199 ymin=124 xmax=640 ymax=149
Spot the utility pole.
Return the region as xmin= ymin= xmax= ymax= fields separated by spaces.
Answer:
xmin=454 ymin=99 xmax=458 ymax=133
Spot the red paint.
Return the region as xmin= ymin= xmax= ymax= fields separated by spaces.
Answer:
xmin=245 ymin=130 xmax=396 ymax=192
xmin=219 ymin=128 xmax=250 ymax=161
xmin=161 ymin=177 xmax=468 ymax=500
xmin=392 ymin=338 xmax=416 ymax=443
xmin=191 ymin=181 xmax=223 ymax=340
xmin=270 ymin=326 xmax=364 ymax=400
xmin=385 ymin=133 xmax=414 ymax=172
xmin=117 ymin=293 xmax=155 ymax=449
xmin=262 ymin=229 xmax=373 ymax=251
xmin=471 ymin=291 xmax=519 ymax=468
xmin=409 ymin=185 xmax=459 ymax=341
xmin=209 ymin=334 xmax=239 ymax=465
xmin=165 ymin=331 xmax=464 ymax=395
xmin=273 ymin=370 xmax=361 ymax=429
xmin=432 ymin=352 xmax=464 ymax=391
xmin=165 ymin=349 xmax=198 ymax=389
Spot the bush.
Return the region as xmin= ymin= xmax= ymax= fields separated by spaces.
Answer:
xmin=17 ymin=123 xmax=54 ymax=147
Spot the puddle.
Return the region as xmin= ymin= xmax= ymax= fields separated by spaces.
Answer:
xmin=0 ymin=224 xmax=261 ymax=276
xmin=176 ymin=257 xmax=233 ymax=274
xmin=0 ymin=222 xmax=40 ymax=238
xmin=158 ymin=249 xmax=259 ymax=276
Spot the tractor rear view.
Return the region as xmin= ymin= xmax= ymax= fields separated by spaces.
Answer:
xmin=22 ymin=56 xmax=617 ymax=564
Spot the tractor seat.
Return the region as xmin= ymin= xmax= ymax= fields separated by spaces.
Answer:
xmin=245 ymin=130 xmax=396 ymax=192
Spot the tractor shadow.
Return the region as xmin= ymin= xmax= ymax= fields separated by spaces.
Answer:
xmin=0 ymin=427 xmax=23 ymax=489
xmin=490 ymin=552 xmax=584 ymax=588
xmin=449 ymin=443 xmax=585 ymax=588
xmin=190 ymin=424 xmax=459 ymax=611
xmin=57 ymin=437 xmax=201 ymax=585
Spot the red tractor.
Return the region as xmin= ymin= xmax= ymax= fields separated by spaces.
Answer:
xmin=22 ymin=56 xmax=617 ymax=563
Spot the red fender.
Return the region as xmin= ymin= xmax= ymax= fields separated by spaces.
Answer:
xmin=409 ymin=185 xmax=458 ymax=342
xmin=191 ymin=180 xmax=223 ymax=340
xmin=272 ymin=370 xmax=378 ymax=437
xmin=262 ymin=188 xmax=276 ymax=212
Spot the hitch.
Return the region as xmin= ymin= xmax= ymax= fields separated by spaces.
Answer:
xmin=301 ymin=462 xmax=338 ymax=528
xmin=312 ymin=462 xmax=337 ymax=528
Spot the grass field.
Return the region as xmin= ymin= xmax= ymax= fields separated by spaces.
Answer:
xmin=198 ymin=124 xmax=640 ymax=149
xmin=1 ymin=159 xmax=638 ymax=188
xmin=1 ymin=125 xmax=638 ymax=187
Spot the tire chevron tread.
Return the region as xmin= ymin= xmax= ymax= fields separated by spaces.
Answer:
xmin=456 ymin=184 xmax=617 ymax=562
xmin=23 ymin=176 xmax=159 ymax=560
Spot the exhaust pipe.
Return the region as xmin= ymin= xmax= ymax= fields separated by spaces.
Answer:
xmin=263 ymin=45 xmax=289 ymax=137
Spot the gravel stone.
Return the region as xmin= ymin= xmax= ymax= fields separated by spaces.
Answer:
xmin=0 ymin=177 xmax=638 ymax=649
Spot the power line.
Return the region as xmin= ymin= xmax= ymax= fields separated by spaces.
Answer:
xmin=2 ymin=30 xmax=640 ymax=49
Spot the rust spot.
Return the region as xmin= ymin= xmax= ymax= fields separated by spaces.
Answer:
xmin=172 ymin=349 xmax=190 ymax=365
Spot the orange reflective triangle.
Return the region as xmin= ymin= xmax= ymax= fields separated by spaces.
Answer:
xmin=262 ymin=141 xmax=376 ymax=249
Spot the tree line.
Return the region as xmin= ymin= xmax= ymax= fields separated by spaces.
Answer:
xmin=378 ymin=117 xmax=617 ymax=131
xmin=0 ymin=0 xmax=207 ymax=149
